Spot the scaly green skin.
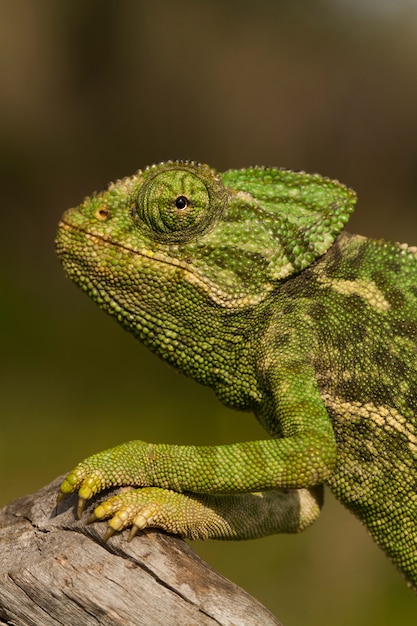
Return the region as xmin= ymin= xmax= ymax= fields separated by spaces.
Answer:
xmin=56 ymin=161 xmax=417 ymax=591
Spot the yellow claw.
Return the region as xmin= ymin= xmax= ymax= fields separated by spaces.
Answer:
xmin=102 ymin=512 xmax=127 ymax=542
xmin=56 ymin=491 xmax=68 ymax=504
xmin=86 ymin=512 xmax=98 ymax=525
xmin=128 ymin=525 xmax=140 ymax=542
xmin=103 ymin=526 xmax=116 ymax=543
xmin=77 ymin=497 xmax=87 ymax=519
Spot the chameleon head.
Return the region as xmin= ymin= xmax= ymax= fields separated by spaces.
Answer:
xmin=56 ymin=160 xmax=355 ymax=373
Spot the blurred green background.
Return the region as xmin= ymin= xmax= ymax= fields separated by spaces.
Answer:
xmin=1 ymin=1 xmax=417 ymax=623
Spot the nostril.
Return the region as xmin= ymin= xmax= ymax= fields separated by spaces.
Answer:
xmin=95 ymin=206 xmax=110 ymax=221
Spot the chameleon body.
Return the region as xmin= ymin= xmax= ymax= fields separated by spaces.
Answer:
xmin=56 ymin=161 xmax=417 ymax=591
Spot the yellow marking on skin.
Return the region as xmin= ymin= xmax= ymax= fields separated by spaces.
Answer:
xmin=318 ymin=276 xmax=390 ymax=312
xmin=183 ymin=270 xmax=272 ymax=308
xmin=323 ymin=394 xmax=417 ymax=455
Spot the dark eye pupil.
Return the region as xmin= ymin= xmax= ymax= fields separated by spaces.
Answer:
xmin=175 ymin=195 xmax=189 ymax=210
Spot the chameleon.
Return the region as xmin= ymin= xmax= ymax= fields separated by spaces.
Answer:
xmin=56 ymin=160 xmax=417 ymax=591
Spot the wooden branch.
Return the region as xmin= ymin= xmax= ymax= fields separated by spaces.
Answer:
xmin=0 ymin=478 xmax=282 ymax=626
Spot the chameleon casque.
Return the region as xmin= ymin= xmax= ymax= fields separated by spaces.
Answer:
xmin=56 ymin=161 xmax=417 ymax=591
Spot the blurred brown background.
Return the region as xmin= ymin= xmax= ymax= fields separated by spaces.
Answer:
xmin=1 ymin=1 xmax=417 ymax=624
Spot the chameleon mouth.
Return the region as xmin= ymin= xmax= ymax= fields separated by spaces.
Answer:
xmin=56 ymin=220 xmax=266 ymax=309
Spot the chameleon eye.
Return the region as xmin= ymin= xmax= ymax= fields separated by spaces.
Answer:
xmin=175 ymin=195 xmax=189 ymax=210
xmin=134 ymin=165 xmax=226 ymax=243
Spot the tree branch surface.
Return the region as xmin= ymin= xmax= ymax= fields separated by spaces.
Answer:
xmin=0 ymin=478 xmax=282 ymax=626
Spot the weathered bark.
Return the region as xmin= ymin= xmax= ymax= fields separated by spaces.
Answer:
xmin=0 ymin=478 xmax=282 ymax=626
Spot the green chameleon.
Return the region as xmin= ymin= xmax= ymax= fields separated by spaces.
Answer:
xmin=56 ymin=161 xmax=417 ymax=591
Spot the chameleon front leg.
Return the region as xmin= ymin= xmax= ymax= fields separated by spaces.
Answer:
xmin=60 ymin=421 xmax=333 ymax=540
xmin=89 ymin=485 xmax=323 ymax=541
xmin=60 ymin=363 xmax=335 ymax=540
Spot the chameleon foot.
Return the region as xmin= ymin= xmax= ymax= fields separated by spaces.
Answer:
xmin=87 ymin=487 xmax=184 ymax=540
